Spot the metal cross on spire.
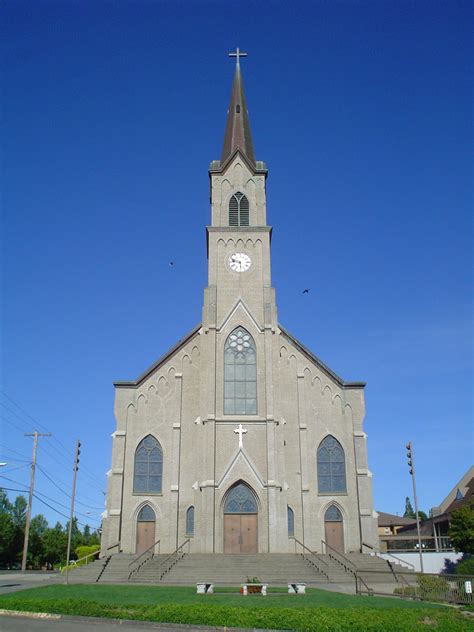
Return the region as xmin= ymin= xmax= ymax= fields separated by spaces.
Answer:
xmin=229 ymin=47 xmax=247 ymax=67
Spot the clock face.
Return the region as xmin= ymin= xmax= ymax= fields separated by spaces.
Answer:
xmin=228 ymin=252 xmax=251 ymax=272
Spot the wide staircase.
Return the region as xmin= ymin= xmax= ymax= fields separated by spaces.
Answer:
xmin=136 ymin=553 xmax=327 ymax=586
xmin=66 ymin=550 xmax=414 ymax=593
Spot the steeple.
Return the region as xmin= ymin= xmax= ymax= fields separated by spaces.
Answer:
xmin=221 ymin=48 xmax=256 ymax=166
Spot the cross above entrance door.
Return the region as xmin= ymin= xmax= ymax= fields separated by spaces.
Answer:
xmin=234 ymin=423 xmax=248 ymax=449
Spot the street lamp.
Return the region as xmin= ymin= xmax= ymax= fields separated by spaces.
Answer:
xmin=406 ymin=442 xmax=424 ymax=573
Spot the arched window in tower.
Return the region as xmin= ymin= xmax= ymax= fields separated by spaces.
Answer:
xmin=317 ymin=435 xmax=347 ymax=494
xmin=287 ymin=506 xmax=295 ymax=537
xmin=229 ymin=192 xmax=249 ymax=227
xmin=186 ymin=506 xmax=195 ymax=536
xmin=133 ymin=435 xmax=163 ymax=494
xmin=224 ymin=328 xmax=257 ymax=415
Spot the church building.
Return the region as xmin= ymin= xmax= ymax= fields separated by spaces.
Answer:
xmin=101 ymin=51 xmax=378 ymax=557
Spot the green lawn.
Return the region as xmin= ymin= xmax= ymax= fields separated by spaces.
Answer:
xmin=0 ymin=584 xmax=470 ymax=631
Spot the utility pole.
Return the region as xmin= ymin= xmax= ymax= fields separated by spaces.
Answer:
xmin=22 ymin=432 xmax=52 ymax=572
xmin=406 ymin=441 xmax=424 ymax=573
xmin=65 ymin=439 xmax=81 ymax=585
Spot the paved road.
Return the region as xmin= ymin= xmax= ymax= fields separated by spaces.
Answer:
xmin=0 ymin=572 xmax=59 ymax=596
xmin=0 ymin=615 xmax=269 ymax=632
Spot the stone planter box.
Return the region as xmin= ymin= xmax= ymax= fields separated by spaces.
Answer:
xmin=196 ymin=582 xmax=214 ymax=594
xmin=288 ymin=582 xmax=306 ymax=594
xmin=241 ymin=583 xmax=267 ymax=595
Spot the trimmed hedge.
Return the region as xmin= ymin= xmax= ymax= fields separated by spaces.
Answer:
xmin=0 ymin=598 xmax=471 ymax=631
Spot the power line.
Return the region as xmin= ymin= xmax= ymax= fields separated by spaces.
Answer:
xmin=0 ymin=478 xmax=102 ymax=528
xmin=0 ymin=391 xmax=107 ymax=494
xmin=0 ymin=463 xmax=30 ymax=475
xmin=0 ymin=444 xmax=31 ymax=461
xmin=37 ymin=464 xmax=104 ymax=511
xmin=0 ymin=411 xmax=31 ymax=434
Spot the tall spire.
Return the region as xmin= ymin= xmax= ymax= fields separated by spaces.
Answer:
xmin=221 ymin=48 xmax=255 ymax=166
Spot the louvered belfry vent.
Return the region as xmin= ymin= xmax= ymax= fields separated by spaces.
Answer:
xmin=229 ymin=192 xmax=249 ymax=227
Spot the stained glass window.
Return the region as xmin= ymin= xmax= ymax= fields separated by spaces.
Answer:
xmin=324 ymin=505 xmax=343 ymax=522
xmin=137 ymin=505 xmax=156 ymax=522
xmin=224 ymin=483 xmax=257 ymax=514
xmin=133 ymin=435 xmax=163 ymax=494
xmin=317 ymin=435 xmax=347 ymax=493
xmin=186 ymin=506 xmax=194 ymax=535
xmin=287 ymin=506 xmax=295 ymax=537
xmin=224 ymin=328 xmax=257 ymax=415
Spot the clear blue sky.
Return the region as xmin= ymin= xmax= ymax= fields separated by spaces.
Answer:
xmin=1 ymin=1 xmax=472 ymax=530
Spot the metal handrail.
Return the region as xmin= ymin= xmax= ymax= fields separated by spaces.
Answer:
xmin=107 ymin=542 xmax=120 ymax=552
xmin=321 ymin=539 xmax=357 ymax=575
xmin=320 ymin=540 xmax=374 ymax=595
xmin=128 ymin=539 xmax=161 ymax=580
xmin=293 ymin=537 xmax=329 ymax=580
xmin=362 ymin=541 xmax=415 ymax=571
xmin=156 ymin=539 xmax=190 ymax=581
xmin=60 ymin=547 xmax=100 ymax=572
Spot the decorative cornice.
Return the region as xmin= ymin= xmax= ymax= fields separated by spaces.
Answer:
xmin=279 ymin=324 xmax=366 ymax=389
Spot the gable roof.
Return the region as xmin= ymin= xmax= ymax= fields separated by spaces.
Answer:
xmin=279 ymin=324 xmax=366 ymax=389
xmin=377 ymin=511 xmax=416 ymax=527
xmin=113 ymin=322 xmax=365 ymax=390
xmin=113 ymin=323 xmax=201 ymax=388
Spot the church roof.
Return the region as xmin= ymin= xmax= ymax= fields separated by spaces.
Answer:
xmin=114 ymin=323 xmax=365 ymax=389
xmin=279 ymin=325 xmax=366 ymax=389
xmin=220 ymin=57 xmax=256 ymax=167
xmin=113 ymin=323 xmax=201 ymax=388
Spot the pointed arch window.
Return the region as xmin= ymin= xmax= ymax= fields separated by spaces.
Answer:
xmin=317 ymin=435 xmax=347 ymax=494
xmin=325 ymin=505 xmax=343 ymax=522
xmin=137 ymin=505 xmax=156 ymax=522
xmin=287 ymin=506 xmax=295 ymax=537
xmin=224 ymin=483 xmax=257 ymax=513
xmin=229 ymin=192 xmax=249 ymax=226
xmin=186 ymin=506 xmax=194 ymax=535
xmin=224 ymin=327 xmax=257 ymax=415
xmin=133 ymin=435 xmax=163 ymax=494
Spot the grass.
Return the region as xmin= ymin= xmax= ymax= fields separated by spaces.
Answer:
xmin=0 ymin=584 xmax=471 ymax=631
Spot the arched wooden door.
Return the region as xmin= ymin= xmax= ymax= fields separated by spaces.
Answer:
xmin=136 ymin=505 xmax=156 ymax=555
xmin=324 ymin=505 xmax=344 ymax=553
xmin=223 ymin=483 xmax=258 ymax=554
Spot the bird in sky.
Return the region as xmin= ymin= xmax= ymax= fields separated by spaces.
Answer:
xmin=302 ymin=288 xmax=310 ymax=294
xmin=169 ymin=261 xmax=175 ymax=267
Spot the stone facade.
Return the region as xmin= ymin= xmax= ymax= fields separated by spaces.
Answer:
xmin=100 ymin=63 xmax=378 ymax=557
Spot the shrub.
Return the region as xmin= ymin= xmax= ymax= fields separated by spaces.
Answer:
xmin=455 ymin=556 xmax=474 ymax=576
xmin=74 ymin=545 xmax=100 ymax=566
xmin=416 ymin=573 xmax=450 ymax=601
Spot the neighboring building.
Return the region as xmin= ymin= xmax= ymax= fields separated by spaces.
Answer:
xmin=431 ymin=466 xmax=474 ymax=517
xmin=100 ymin=52 xmax=378 ymax=557
xmin=377 ymin=511 xmax=415 ymax=536
xmin=378 ymin=467 xmax=473 ymax=553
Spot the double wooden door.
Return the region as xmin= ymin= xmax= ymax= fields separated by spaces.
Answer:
xmin=224 ymin=514 xmax=257 ymax=553
xmin=136 ymin=521 xmax=155 ymax=555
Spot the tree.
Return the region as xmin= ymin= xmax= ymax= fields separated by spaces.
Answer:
xmin=448 ymin=505 xmax=474 ymax=554
xmin=29 ymin=514 xmax=48 ymax=568
xmin=43 ymin=522 xmax=67 ymax=567
xmin=404 ymin=497 xmax=415 ymax=518
xmin=11 ymin=495 xmax=27 ymax=528
xmin=0 ymin=512 xmax=17 ymax=568
xmin=0 ymin=488 xmax=12 ymax=514
xmin=403 ymin=497 xmax=428 ymax=521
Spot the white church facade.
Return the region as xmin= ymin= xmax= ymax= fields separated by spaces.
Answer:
xmin=101 ymin=52 xmax=378 ymax=557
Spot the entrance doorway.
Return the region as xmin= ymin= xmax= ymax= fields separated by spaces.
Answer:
xmin=324 ymin=505 xmax=344 ymax=553
xmin=223 ymin=483 xmax=258 ymax=554
xmin=136 ymin=505 xmax=156 ymax=555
